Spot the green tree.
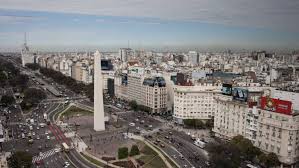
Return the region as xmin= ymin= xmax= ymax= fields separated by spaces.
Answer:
xmin=259 ymin=152 xmax=280 ymax=167
xmin=21 ymin=88 xmax=46 ymax=110
xmin=118 ymin=147 xmax=129 ymax=159
xmin=129 ymin=145 xmax=140 ymax=156
xmin=183 ymin=119 xmax=205 ymax=129
xmin=0 ymin=95 xmax=15 ymax=106
xmin=25 ymin=63 xmax=40 ymax=70
xmin=9 ymin=74 xmax=29 ymax=91
xmin=266 ymin=153 xmax=280 ymax=167
xmin=7 ymin=151 xmax=33 ymax=168
xmin=129 ymin=100 xmax=138 ymax=111
xmin=230 ymin=135 xmax=261 ymax=160
xmin=0 ymin=71 xmax=7 ymax=86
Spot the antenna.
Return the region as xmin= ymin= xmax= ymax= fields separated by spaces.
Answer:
xmin=127 ymin=40 xmax=130 ymax=48
xmin=24 ymin=32 xmax=27 ymax=45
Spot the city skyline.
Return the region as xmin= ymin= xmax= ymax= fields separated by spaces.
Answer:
xmin=0 ymin=0 xmax=299 ymax=51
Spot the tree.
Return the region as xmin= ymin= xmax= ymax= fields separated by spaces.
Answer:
xmin=21 ymin=88 xmax=46 ymax=110
xmin=7 ymin=151 xmax=33 ymax=168
xmin=205 ymin=118 xmax=214 ymax=129
xmin=9 ymin=74 xmax=29 ymax=91
xmin=183 ymin=119 xmax=205 ymax=129
xmin=25 ymin=63 xmax=40 ymax=71
xmin=230 ymin=135 xmax=261 ymax=160
xmin=129 ymin=145 xmax=140 ymax=156
xmin=23 ymin=88 xmax=46 ymax=104
xmin=0 ymin=71 xmax=7 ymax=86
xmin=118 ymin=147 xmax=129 ymax=159
xmin=259 ymin=152 xmax=280 ymax=167
xmin=0 ymin=95 xmax=15 ymax=106
xmin=129 ymin=100 xmax=138 ymax=111
xmin=266 ymin=153 xmax=280 ymax=167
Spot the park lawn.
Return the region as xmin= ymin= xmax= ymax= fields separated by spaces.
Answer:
xmin=80 ymin=152 xmax=106 ymax=167
xmin=140 ymin=145 xmax=156 ymax=155
xmin=61 ymin=106 xmax=92 ymax=118
xmin=141 ymin=155 xmax=167 ymax=168
xmin=138 ymin=143 xmax=168 ymax=168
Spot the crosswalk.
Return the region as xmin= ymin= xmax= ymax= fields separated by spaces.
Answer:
xmin=32 ymin=148 xmax=61 ymax=163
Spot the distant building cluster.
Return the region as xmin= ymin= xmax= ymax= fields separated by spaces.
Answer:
xmin=22 ymin=45 xmax=299 ymax=165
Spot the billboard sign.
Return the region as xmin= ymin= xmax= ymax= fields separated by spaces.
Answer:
xmin=261 ymin=97 xmax=292 ymax=115
xmin=222 ymin=84 xmax=232 ymax=95
xmin=232 ymin=88 xmax=248 ymax=102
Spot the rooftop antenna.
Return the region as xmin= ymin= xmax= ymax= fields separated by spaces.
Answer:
xmin=24 ymin=32 xmax=27 ymax=45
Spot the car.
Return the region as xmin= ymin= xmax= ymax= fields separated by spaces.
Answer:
xmin=136 ymin=127 xmax=140 ymax=130
xmin=45 ymin=131 xmax=48 ymax=135
xmin=64 ymin=162 xmax=70 ymax=167
xmin=47 ymin=135 xmax=50 ymax=140
xmin=32 ymin=132 xmax=36 ymax=136
xmin=129 ymin=123 xmax=135 ymax=127
xmin=28 ymin=139 xmax=34 ymax=144
xmin=168 ymin=131 xmax=173 ymax=135
xmin=165 ymin=136 xmax=169 ymax=139
xmin=149 ymin=125 xmax=153 ymax=128
xmin=36 ymin=136 xmax=40 ymax=140
xmin=35 ymin=160 xmax=42 ymax=165
xmin=54 ymin=148 xmax=60 ymax=153
xmin=36 ymin=126 xmax=40 ymax=130
xmin=160 ymin=143 xmax=165 ymax=148
xmin=135 ymin=118 xmax=139 ymax=122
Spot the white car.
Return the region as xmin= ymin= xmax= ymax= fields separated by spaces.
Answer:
xmin=64 ymin=162 xmax=70 ymax=167
xmin=36 ymin=126 xmax=40 ymax=130
xmin=54 ymin=148 xmax=60 ymax=153
xmin=47 ymin=135 xmax=50 ymax=140
xmin=129 ymin=123 xmax=135 ymax=127
xmin=32 ymin=132 xmax=36 ymax=136
xmin=45 ymin=131 xmax=48 ymax=135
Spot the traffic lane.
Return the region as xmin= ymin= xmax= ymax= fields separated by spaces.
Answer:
xmin=157 ymin=131 xmax=208 ymax=167
xmin=170 ymin=135 xmax=208 ymax=167
xmin=153 ymin=133 xmax=195 ymax=167
xmin=119 ymin=112 xmax=163 ymax=131
xmin=146 ymin=137 xmax=193 ymax=168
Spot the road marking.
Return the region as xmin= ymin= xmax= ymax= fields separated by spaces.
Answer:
xmin=32 ymin=148 xmax=61 ymax=163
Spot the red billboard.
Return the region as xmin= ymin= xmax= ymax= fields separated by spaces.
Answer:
xmin=261 ymin=97 xmax=292 ymax=115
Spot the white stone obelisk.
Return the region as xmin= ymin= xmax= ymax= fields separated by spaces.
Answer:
xmin=94 ymin=50 xmax=105 ymax=131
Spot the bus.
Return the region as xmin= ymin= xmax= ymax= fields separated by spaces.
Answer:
xmin=62 ymin=142 xmax=70 ymax=152
xmin=194 ymin=139 xmax=206 ymax=148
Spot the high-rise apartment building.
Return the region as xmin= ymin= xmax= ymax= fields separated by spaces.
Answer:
xmin=119 ymin=48 xmax=133 ymax=62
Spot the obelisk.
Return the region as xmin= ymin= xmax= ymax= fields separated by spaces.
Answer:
xmin=94 ymin=50 xmax=105 ymax=131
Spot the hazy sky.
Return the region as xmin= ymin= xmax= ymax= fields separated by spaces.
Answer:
xmin=0 ymin=0 xmax=299 ymax=51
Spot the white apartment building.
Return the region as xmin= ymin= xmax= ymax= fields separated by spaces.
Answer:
xmin=142 ymin=77 xmax=167 ymax=113
xmin=213 ymin=92 xmax=299 ymax=166
xmin=127 ymin=73 xmax=144 ymax=105
xmin=213 ymin=94 xmax=248 ymax=139
xmin=114 ymin=75 xmax=128 ymax=100
xmin=188 ymin=51 xmax=199 ymax=65
xmin=119 ymin=48 xmax=133 ymax=62
xmin=173 ymin=84 xmax=221 ymax=123
xmin=256 ymin=109 xmax=299 ymax=165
